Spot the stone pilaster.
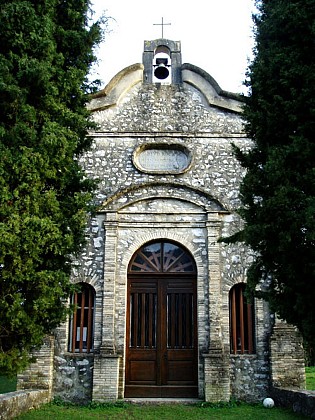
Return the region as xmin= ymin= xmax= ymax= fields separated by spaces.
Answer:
xmin=270 ymin=318 xmax=306 ymax=389
xmin=207 ymin=218 xmax=223 ymax=347
xmin=204 ymin=349 xmax=230 ymax=402
xmin=92 ymin=351 xmax=121 ymax=401
xmin=102 ymin=214 xmax=118 ymax=353
xmin=204 ymin=216 xmax=230 ymax=402
xmin=91 ymin=215 xmax=121 ymax=401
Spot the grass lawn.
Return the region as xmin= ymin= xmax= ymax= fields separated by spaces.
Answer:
xmin=306 ymin=366 xmax=315 ymax=390
xmin=3 ymin=368 xmax=314 ymax=418
xmin=16 ymin=401 xmax=307 ymax=419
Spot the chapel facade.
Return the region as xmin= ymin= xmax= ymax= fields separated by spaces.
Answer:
xmin=18 ymin=39 xmax=305 ymax=403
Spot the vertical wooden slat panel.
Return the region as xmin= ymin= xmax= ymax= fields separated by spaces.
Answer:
xmin=127 ymin=292 xmax=132 ymax=347
xmin=191 ymin=293 xmax=194 ymax=348
xmin=239 ymin=288 xmax=245 ymax=354
xmin=72 ymin=293 xmax=78 ymax=352
xmin=79 ymin=290 xmax=85 ymax=353
xmin=154 ymin=293 xmax=157 ymax=348
xmin=187 ymin=293 xmax=195 ymax=348
xmin=247 ymin=303 xmax=253 ymax=354
xmin=148 ymin=293 xmax=153 ymax=348
xmin=171 ymin=293 xmax=176 ymax=348
xmin=178 ymin=294 xmax=183 ymax=348
xmin=87 ymin=288 xmax=93 ymax=352
xmin=184 ymin=293 xmax=188 ymax=348
xmin=134 ymin=293 xmax=139 ymax=348
xmin=231 ymin=288 xmax=237 ymax=354
xmin=141 ymin=293 xmax=146 ymax=347
xmin=158 ymin=281 xmax=165 ymax=386
xmin=230 ymin=285 xmax=255 ymax=355
xmin=168 ymin=293 xmax=171 ymax=348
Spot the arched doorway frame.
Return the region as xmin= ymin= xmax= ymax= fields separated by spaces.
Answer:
xmin=117 ymin=230 xmax=208 ymax=399
xmin=100 ymin=185 xmax=226 ymax=400
xmin=125 ymin=239 xmax=198 ymax=397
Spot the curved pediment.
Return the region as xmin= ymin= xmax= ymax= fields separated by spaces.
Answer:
xmin=87 ymin=63 xmax=144 ymax=111
xmin=86 ymin=38 xmax=246 ymax=134
xmin=87 ymin=63 xmax=244 ymax=114
xmin=182 ymin=63 xmax=244 ymax=113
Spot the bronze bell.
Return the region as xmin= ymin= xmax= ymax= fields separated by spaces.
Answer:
xmin=154 ymin=57 xmax=170 ymax=80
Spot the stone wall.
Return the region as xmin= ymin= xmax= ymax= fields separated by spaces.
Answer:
xmin=53 ymin=354 xmax=94 ymax=404
xmin=17 ymin=335 xmax=54 ymax=394
xmin=230 ymin=356 xmax=269 ymax=402
xmin=92 ymin=353 xmax=121 ymax=401
xmin=271 ymin=387 xmax=315 ymax=419
xmin=229 ymin=298 xmax=274 ymax=402
xmin=0 ymin=390 xmax=50 ymax=420
xmin=82 ymin=134 xmax=251 ymax=212
xmin=90 ymin=83 xmax=243 ymax=135
xmin=204 ymin=351 xmax=230 ymax=402
xmin=270 ymin=319 xmax=306 ymax=389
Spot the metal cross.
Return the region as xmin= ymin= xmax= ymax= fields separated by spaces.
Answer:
xmin=153 ymin=17 xmax=171 ymax=39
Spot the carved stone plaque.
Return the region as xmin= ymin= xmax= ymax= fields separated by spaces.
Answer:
xmin=133 ymin=144 xmax=192 ymax=174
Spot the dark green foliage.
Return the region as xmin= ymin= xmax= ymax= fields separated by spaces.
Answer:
xmin=0 ymin=0 xmax=104 ymax=374
xmin=228 ymin=0 xmax=315 ymax=347
xmin=0 ymin=375 xmax=17 ymax=394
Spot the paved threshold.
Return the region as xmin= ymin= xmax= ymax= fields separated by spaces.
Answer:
xmin=124 ymin=398 xmax=201 ymax=405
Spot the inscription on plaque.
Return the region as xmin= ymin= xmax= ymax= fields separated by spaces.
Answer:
xmin=133 ymin=144 xmax=192 ymax=174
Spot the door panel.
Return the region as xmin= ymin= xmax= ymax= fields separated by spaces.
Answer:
xmin=165 ymin=280 xmax=197 ymax=388
xmin=125 ymin=276 xmax=197 ymax=397
xmin=126 ymin=280 xmax=157 ymax=387
xmin=129 ymin=360 xmax=156 ymax=383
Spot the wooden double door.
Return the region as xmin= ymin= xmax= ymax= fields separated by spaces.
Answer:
xmin=125 ymin=241 xmax=198 ymax=398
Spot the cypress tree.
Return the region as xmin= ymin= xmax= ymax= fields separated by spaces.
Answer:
xmin=0 ymin=0 xmax=104 ymax=374
xmin=231 ymin=0 xmax=315 ymax=349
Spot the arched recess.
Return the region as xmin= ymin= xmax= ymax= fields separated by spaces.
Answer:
xmin=125 ymin=240 xmax=198 ymax=398
xmin=100 ymin=182 xmax=228 ymax=213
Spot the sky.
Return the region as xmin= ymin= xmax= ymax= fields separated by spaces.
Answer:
xmin=89 ymin=0 xmax=257 ymax=94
